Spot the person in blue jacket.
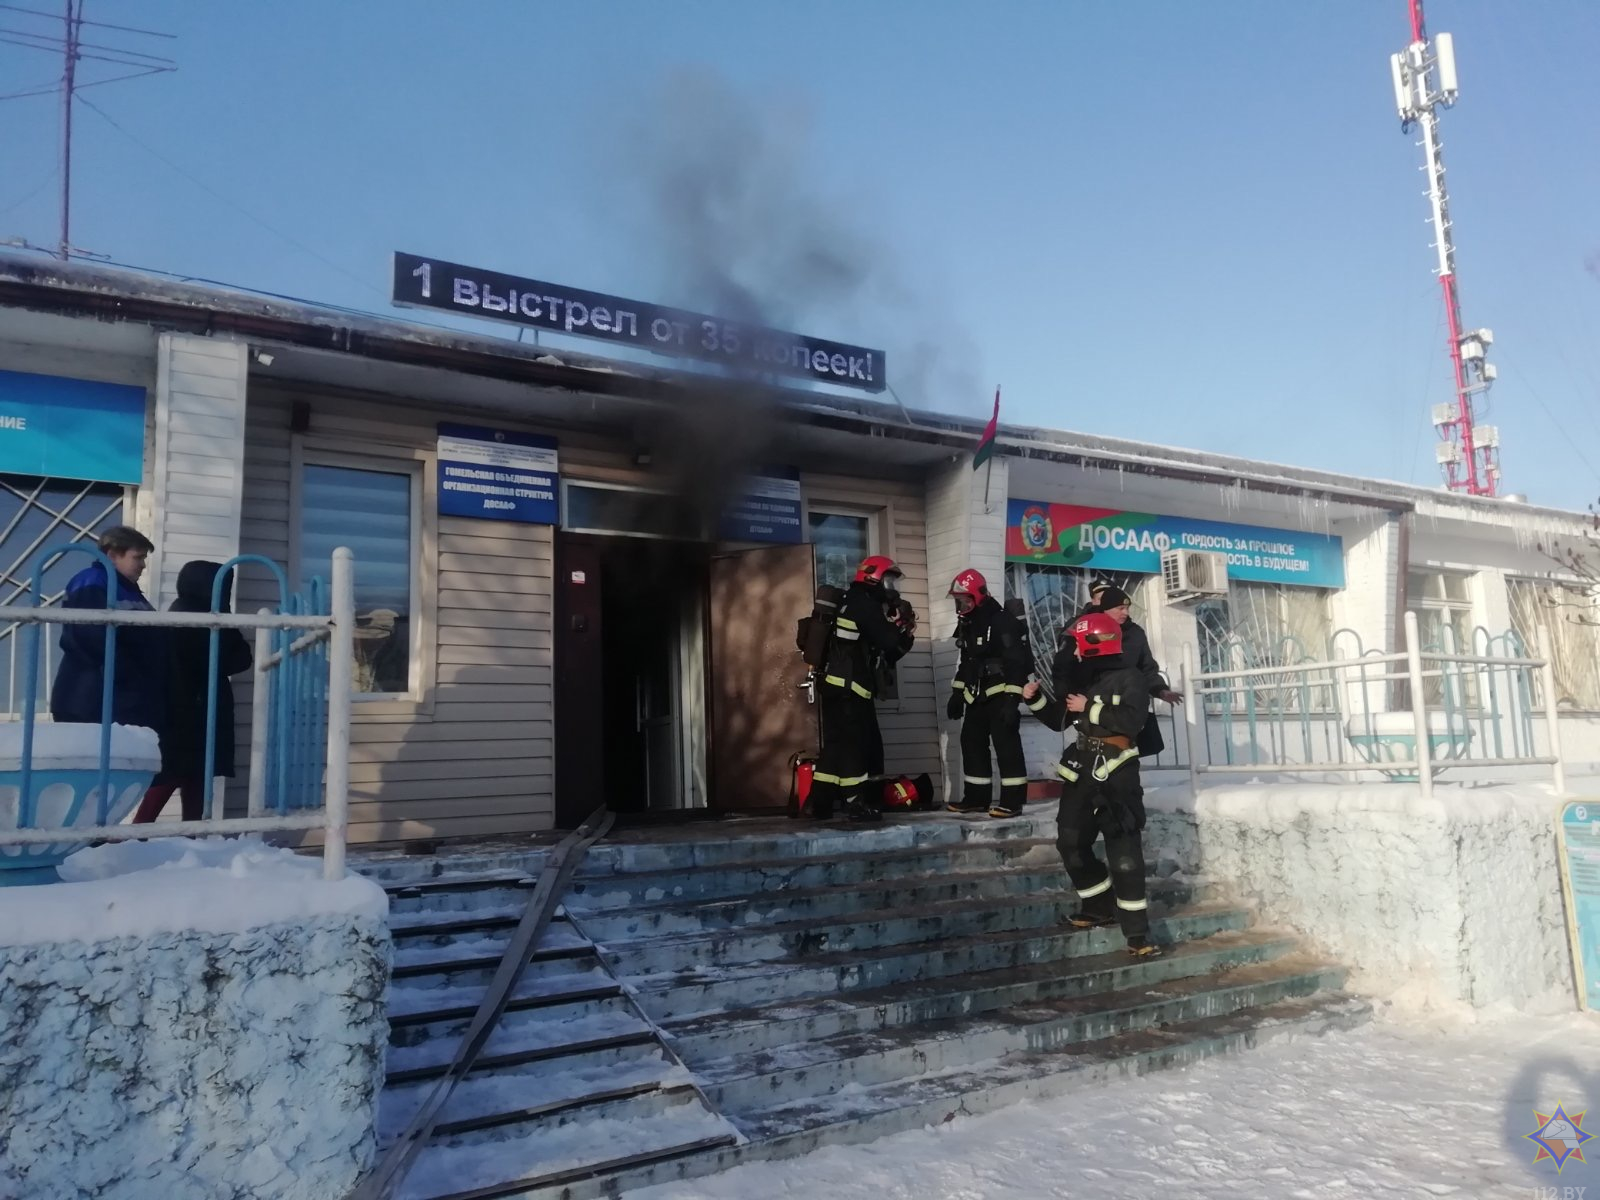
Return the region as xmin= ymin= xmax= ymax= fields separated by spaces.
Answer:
xmin=48 ymin=526 xmax=168 ymax=732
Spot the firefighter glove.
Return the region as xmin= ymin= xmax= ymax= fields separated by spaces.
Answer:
xmin=947 ymin=693 xmax=966 ymax=721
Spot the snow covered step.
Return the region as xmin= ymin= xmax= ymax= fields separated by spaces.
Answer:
xmin=733 ymin=991 xmax=1372 ymax=1145
xmin=396 ymin=1091 xmax=738 ymax=1200
xmin=569 ymin=862 xmax=1081 ymax=942
xmin=570 ymin=813 xmax=1050 ymax=878
xmin=356 ymin=847 xmax=552 ymax=887
xmin=627 ymin=901 xmax=1247 ymax=1022
xmin=389 ymin=985 xmax=627 ymax=1043
xmin=664 ymin=923 xmax=1288 ymax=1063
xmin=562 ymin=838 xmax=1056 ymax=912
xmin=388 ymin=906 xmax=523 ymax=936
xmin=592 ymin=876 xmax=1220 ymax=977
xmin=378 ymin=1044 xmax=692 ymax=1145
xmin=390 ymin=917 xmax=588 ymax=962
xmin=697 ymin=949 xmax=1344 ymax=1117
xmin=385 ymin=962 xmax=616 ymax=1020
xmin=386 ymin=874 xmax=538 ymax=918
xmin=385 ymin=996 xmax=651 ymax=1083
xmin=484 ymin=992 xmax=1372 ymax=1200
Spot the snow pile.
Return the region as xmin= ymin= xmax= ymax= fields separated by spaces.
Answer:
xmin=0 ymin=837 xmax=390 ymax=1200
xmin=633 ymin=1009 xmax=1600 ymax=1199
xmin=0 ymin=835 xmax=386 ymax=948
xmin=1141 ymin=780 xmax=1575 ymax=1015
xmin=0 ymin=721 xmax=160 ymax=769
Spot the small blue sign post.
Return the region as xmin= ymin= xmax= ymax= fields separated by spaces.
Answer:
xmin=436 ymin=423 xmax=559 ymax=525
xmin=1557 ymin=799 xmax=1600 ymax=1014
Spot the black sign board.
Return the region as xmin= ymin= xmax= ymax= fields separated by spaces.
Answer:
xmin=392 ymin=252 xmax=885 ymax=394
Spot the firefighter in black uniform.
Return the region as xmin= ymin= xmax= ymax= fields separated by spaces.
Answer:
xmin=1078 ymin=582 xmax=1183 ymax=757
xmin=1023 ymin=610 xmax=1162 ymax=958
xmin=808 ymin=555 xmax=915 ymax=823
xmin=945 ymin=568 xmax=1032 ymax=817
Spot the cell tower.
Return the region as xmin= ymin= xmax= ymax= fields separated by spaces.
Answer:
xmin=1388 ymin=0 xmax=1501 ymax=495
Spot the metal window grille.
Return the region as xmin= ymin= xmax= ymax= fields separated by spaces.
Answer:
xmin=0 ymin=474 xmax=129 ymax=716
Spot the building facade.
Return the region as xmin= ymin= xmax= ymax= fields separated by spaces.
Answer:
xmin=2 ymin=251 xmax=1595 ymax=845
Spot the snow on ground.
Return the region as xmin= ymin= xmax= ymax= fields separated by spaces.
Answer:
xmin=0 ymin=835 xmax=386 ymax=947
xmin=632 ymin=1009 xmax=1600 ymax=1199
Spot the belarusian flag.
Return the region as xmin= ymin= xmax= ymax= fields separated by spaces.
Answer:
xmin=973 ymin=387 xmax=1000 ymax=470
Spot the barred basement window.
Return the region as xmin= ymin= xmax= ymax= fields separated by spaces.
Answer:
xmin=1508 ymin=577 xmax=1600 ymax=711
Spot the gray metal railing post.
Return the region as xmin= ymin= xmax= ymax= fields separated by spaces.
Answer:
xmin=1537 ymin=624 xmax=1567 ymax=795
xmin=1183 ymin=644 xmax=1203 ymax=793
xmin=321 ymin=548 xmax=355 ymax=881
xmin=1404 ymin=611 xmax=1434 ymax=800
xmin=247 ymin=614 xmax=274 ymax=819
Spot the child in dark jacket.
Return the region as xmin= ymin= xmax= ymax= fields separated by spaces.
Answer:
xmin=133 ymin=561 xmax=253 ymax=823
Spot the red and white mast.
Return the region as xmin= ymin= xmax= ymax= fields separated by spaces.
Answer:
xmin=1389 ymin=0 xmax=1501 ymax=495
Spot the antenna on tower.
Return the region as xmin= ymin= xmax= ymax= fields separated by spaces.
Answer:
xmin=1388 ymin=0 xmax=1500 ymax=497
xmin=0 ymin=1 xmax=176 ymax=260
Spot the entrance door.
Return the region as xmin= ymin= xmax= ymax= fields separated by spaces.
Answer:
xmin=554 ymin=532 xmax=705 ymax=826
xmin=708 ymin=543 xmax=818 ymax=811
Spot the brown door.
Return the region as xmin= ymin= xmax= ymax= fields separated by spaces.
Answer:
xmin=708 ymin=543 xmax=819 ymax=811
xmin=553 ymin=535 xmax=604 ymax=828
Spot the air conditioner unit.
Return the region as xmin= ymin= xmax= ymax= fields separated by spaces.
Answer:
xmin=1162 ymin=550 xmax=1229 ymax=602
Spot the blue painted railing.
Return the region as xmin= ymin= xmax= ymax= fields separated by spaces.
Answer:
xmin=0 ymin=545 xmax=357 ymax=879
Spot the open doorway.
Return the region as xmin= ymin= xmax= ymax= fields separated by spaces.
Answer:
xmin=554 ymin=533 xmax=707 ymax=822
xmin=552 ymin=529 xmax=819 ymax=826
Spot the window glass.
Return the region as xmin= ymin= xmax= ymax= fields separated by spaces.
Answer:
xmin=1004 ymin=564 xmax=1149 ymax=689
xmin=300 ymin=464 xmax=412 ymax=695
xmin=1406 ymin=569 xmax=1478 ymax=707
xmin=1508 ymin=578 xmax=1600 ymax=710
xmin=1197 ymin=581 xmax=1334 ymax=713
xmin=809 ymin=512 xmax=871 ymax=592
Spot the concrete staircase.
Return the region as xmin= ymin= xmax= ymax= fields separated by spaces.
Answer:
xmin=361 ymin=813 xmax=1369 ymax=1200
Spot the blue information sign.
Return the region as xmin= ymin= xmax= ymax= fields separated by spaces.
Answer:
xmin=1558 ymin=800 xmax=1600 ymax=1013
xmin=721 ymin=469 xmax=803 ymax=545
xmin=436 ymin=423 xmax=559 ymax=525
xmin=0 ymin=369 xmax=146 ymax=484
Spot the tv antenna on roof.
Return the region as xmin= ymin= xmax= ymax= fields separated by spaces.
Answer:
xmin=0 ymin=1 xmax=176 ymax=260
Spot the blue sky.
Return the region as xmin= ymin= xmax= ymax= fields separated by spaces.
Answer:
xmin=2 ymin=1 xmax=1597 ymax=509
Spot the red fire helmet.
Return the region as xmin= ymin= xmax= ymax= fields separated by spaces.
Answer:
xmin=947 ymin=568 xmax=988 ymax=599
xmin=855 ymin=555 xmax=901 ymax=585
xmin=1070 ymin=611 xmax=1123 ymax=657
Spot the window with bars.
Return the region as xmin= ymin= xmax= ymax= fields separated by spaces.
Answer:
xmin=1004 ymin=563 xmax=1150 ymax=691
xmin=1196 ymin=581 xmax=1334 ymax=713
xmin=1407 ymin=569 xmax=1479 ymax=708
xmin=0 ymin=474 xmax=131 ymax=715
xmin=1508 ymin=577 xmax=1600 ymax=711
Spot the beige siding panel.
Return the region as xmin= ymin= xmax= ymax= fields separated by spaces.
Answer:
xmin=349 ymin=756 xmax=548 ymax=785
xmin=235 ymin=385 xmax=558 ymax=840
xmin=347 ymin=778 xmax=551 ymax=807
xmin=438 ymin=574 xmax=551 ymax=597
